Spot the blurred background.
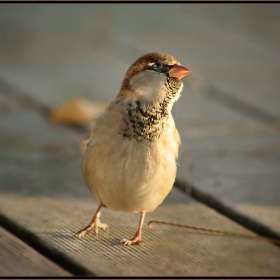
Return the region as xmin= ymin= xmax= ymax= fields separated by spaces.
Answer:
xmin=1 ymin=4 xmax=280 ymax=108
xmin=0 ymin=4 xmax=280 ymax=234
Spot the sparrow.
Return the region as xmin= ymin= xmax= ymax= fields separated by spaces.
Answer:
xmin=76 ymin=52 xmax=190 ymax=245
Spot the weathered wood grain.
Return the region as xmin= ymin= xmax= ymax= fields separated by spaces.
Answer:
xmin=0 ymin=227 xmax=71 ymax=276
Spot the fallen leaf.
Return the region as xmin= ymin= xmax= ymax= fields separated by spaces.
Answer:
xmin=49 ymin=97 xmax=108 ymax=126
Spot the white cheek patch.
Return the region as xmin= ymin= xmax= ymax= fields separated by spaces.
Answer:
xmin=130 ymin=71 xmax=167 ymax=102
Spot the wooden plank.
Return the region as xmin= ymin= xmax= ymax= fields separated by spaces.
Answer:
xmin=0 ymin=191 xmax=280 ymax=276
xmin=0 ymin=5 xmax=279 ymax=275
xmin=0 ymin=227 xmax=71 ymax=276
xmin=0 ymin=103 xmax=279 ymax=276
xmin=0 ymin=5 xmax=279 ymax=276
xmin=176 ymin=123 xmax=280 ymax=235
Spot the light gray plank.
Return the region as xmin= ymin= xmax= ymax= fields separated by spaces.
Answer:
xmin=0 ymin=227 xmax=71 ymax=276
xmin=0 ymin=5 xmax=279 ymax=275
xmin=0 ymin=98 xmax=280 ymax=276
xmin=176 ymin=122 xmax=280 ymax=234
xmin=0 ymin=191 xmax=280 ymax=276
xmin=0 ymin=5 xmax=279 ymax=117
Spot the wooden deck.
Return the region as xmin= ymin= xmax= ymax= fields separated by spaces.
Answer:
xmin=0 ymin=4 xmax=280 ymax=276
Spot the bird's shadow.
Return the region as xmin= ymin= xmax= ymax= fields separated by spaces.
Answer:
xmin=37 ymin=231 xmax=125 ymax=246
xmin=37 ymin=231 xmax=77 ymax=240
xmin=107 ymin=237 xmax=123 ymax=246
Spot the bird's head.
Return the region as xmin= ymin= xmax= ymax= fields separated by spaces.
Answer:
xmin=118 ymin=52 xmax=190 ymax=106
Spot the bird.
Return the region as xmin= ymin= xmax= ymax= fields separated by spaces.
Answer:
xmin=76 ymin=52 xmax=190 ymax=245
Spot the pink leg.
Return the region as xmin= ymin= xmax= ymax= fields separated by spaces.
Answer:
xmin=76 ymin=203 xmax=108 ymax=238
xmin=121 ymin=212 xmax=146 ymax=246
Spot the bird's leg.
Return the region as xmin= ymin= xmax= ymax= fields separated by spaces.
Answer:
xmin=76 ymin=203 xmax=108 ymax=238
xmin=121 ymin=212 xmax=146 ymax=246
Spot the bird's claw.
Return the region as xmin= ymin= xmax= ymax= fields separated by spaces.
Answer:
xmin=75 ymin=226 xmax=92 ymax=238
xmin=75 ymin=222 xmax=108 ymax=238
xmin=120 ymin=238 xmax=142 ymax=246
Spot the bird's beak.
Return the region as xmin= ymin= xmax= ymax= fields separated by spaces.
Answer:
xmin=168 ymin=64 xmax=191 ymax=80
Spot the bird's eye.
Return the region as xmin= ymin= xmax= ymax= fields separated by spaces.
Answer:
xmin=147 ymin=62 xmax=166 ymax=73
xmin=153 ymin=62 xmax=162 ymax=69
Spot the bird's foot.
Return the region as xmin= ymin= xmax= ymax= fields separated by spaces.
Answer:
xmin=120 ymin=237 xmax=142 ymax=246
xmin=76 ymin=222 xmax=108 ymax=238
xmin=120 ymin=212 xmax=145 ymax=246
